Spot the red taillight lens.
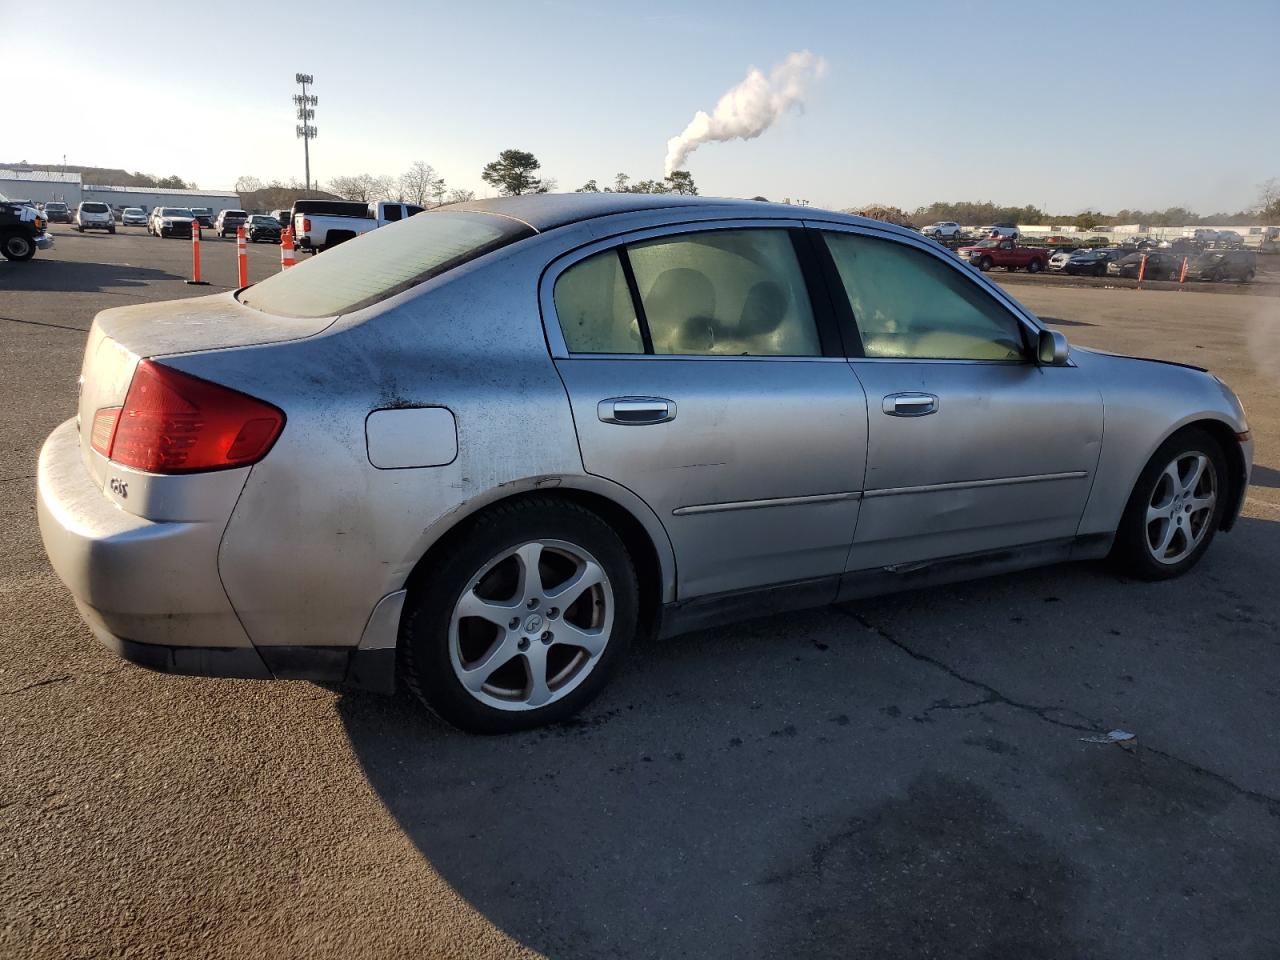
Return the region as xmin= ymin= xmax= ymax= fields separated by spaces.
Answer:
xmin=97 ymin=360 xmax=284 ymax=474
xmin=302 ymin=217 xmax=311 ymax=232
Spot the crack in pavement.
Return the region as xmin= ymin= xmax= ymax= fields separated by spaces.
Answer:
xmin=1 ymin=475 xmax=35 ymax=484
xmin=0 ymin=674 xmax=71 ymax=696
xmin=836 ymin=605 xmax=1280 ymax=813
xmin=836 ymin=607 xmax=1100 ymax=732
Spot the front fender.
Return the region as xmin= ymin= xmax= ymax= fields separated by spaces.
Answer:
xmin=1073 ymin=348 xmax=1250 ymax=536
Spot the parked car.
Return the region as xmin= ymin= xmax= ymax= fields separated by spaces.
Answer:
xmin=1056 ymin=248 xmax=1127 ymax=277
xmin=1183 ymin=250 xmax=1257 ymax=283
xmin=189 ymin=207 xmax=215 ymax=229
xmin=246 ymin=214 xmax=282 ymax=243
xmin=120 ymin=207 xmax=148 ymax=226
xmin=215 ymin=209 xmax=249 ymax=238
xmin=1081 ymin=235 xmax=1112 ymax=248
xmin=270 ymin=208 xmax=292 ymax=228
xmin=148 ymin=206 xmax=196 ymax=239
xmin=0 ymin=194 xmax=54 ymax=260
xmin=35 ymin=195 xmax=1253 ymax=732
xmin=921 ymin=221 xmax=962 ymax=239
xmin=43 ymin=201 xmax=72 ymax=223
xmin=956 ymin=238 xmax=1048 ymax=272
xmin=1212 ymin=230 xmax=1243 ymax=249
xmin=291 ymin=199 xmax=425 ymax=253
xmin=1107 ymin=250 xmax=1181 ymax=280
xmin=75 ymin=201 xmax=116 ymax=234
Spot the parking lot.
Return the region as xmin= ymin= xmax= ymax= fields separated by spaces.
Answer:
xmin=3 ymin=227 xmax=1279 ymax=959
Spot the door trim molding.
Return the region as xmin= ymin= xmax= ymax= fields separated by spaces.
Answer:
xmin=862 ymin=470 xmax=1088 ymax=499
xmin=672 ymin=490 xmax=862 ymax=516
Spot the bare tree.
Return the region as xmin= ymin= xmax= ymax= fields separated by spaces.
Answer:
xmin=445 ymin=188 xmax=475 ymax=204
xmin=400 ymin=161 xmax=445 ymax=206
xmin=235 ymin=175 xmax=264 ymax=193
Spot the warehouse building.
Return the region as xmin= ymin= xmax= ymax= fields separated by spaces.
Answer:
xmin=0 ymin=169 xmax=241 ymax=216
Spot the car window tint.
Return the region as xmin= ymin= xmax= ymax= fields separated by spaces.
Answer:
xmin=383 ymin=205 xmax=402 ymax=222
xmin=553 ymin=250 xmax=642 ymax=354
xmin=627 ymin=229 xmax=820 ymax=357
xmin=823 ymin=232 xmax=1025 ymax=362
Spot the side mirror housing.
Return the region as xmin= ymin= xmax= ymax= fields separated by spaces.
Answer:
xmin=1038 ymin=328 xmax=1070 ymax=366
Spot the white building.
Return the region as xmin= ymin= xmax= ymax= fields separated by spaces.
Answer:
xmin=0 ymin=168 xmax=241 ymax=215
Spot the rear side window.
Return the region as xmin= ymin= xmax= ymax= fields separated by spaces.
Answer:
xmin=823 ymin=232 xmax=1025 ymax=361
xmin=553 ymin=251 xmax=642 ymax=354
xmin=383 ymin=205 xmax=403 ymax=222
xmin=553 ymin=228 xmax=821 ymax=358
xmin=240 ymin=210 xmax=533 ymax=318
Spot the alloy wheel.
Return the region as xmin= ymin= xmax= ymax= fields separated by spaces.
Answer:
xmin=1145 ymin=451 xmax=1216 ymax=565
xmin=449 ymin=539 xmax=614 ymax=711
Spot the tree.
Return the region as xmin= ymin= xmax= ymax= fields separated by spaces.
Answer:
xmin=328 ymin=173 xmax=397 ymax=202
xmin=664 ymin=170 xmax=697 ymax=195
xmin=400 ymin=161 xmax=444 ymax=207
xmin=612 ymin=172 xmax=631 ymax=193
xmin=852 ymin=205 xmax=915 ymax=228
xmin=446 ymin=188 xmax=476 ymax=204
xmin=235 ymin=175 xmax=264 ymax=194
xmin=1260 ymin=178 xmax=1280 ymax=221
xmin=576 ymin=179 xmax=600 ymax=193
xmin=481 ymin=149 xmax=546 ymax=196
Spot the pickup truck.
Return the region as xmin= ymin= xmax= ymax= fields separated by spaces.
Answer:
xmin=956 ymin=238 xmax=1048 ymax=273
xmin=1 ymin=195 xmax=54 ymax=261
xmin=291 ymin=199 xmax=425 ymax=253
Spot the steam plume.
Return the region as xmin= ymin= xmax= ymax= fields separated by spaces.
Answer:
xmin=664 ymin=50 xmax=828 ymax=175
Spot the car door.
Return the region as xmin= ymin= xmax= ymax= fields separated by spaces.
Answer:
xmin=544 ymin=221 xmax=869 ymax=599
xmin=809 ymin=225 xmax=1104 ymax=573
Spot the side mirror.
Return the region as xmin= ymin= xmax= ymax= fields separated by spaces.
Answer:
xmin=1038 ymin=328 xmax=1070 ymax=366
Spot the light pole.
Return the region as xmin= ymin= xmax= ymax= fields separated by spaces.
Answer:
xmin=294 ymin=74 xmax=318 ymax=195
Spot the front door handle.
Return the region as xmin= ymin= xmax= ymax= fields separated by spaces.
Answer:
xmin=598 ymin=397 xmax=677 ymax=425
xmin=882 ymin=393 xmax=939 ymax=417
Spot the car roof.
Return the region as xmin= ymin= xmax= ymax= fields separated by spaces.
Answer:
xmin=444 ymin=192 xmax=879 ymax=235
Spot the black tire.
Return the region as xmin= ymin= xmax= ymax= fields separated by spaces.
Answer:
xmin=1028 ymin=258 xmax=1043 ymax=273
xmin=400 ymin=497 xmax=639 ymax=733
xmin=108 ymin=226 xmax=115 ymax=234
xmin=1110 ymin=426 xmax=1227 ymax=581
xmin=1 ymin=231 xmax=36 ymax=261
xmin=978 ymin=256 xmax=993 ymax=272
xmin=77 ymin=225 xmax=84 ymax=233
xmin=1242 ymin=270 xmax=1255 ymax=284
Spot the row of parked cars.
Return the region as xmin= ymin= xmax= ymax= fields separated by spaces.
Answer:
xmin=952 ymin=235 xmax=1258 ymax=282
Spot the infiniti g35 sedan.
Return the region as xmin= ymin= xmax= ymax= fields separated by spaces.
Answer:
xmin=37 ymin=194 xmax=1252 ymax=733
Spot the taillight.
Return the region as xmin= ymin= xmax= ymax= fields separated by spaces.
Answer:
xmin=302 ymin=217 xmax=311 ymax=232
xmin=92 ymin=360 xmax=284 ymax=474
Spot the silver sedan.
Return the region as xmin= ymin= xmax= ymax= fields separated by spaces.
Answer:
xmin=37 ymin=194 xmax=1253 ymax=732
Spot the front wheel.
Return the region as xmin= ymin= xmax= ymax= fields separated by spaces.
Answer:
xmin=978 ymin=256 xmax=993 ymax=271
xmin=1028 ymin=258 xmax=1043 ymax=273
xmin=400 ymin=497 xmax=639 ymax=733
xmin=1110 ymin=427 xmax=1227 ymax=580
xmin=1242 ymin=270 xmax=1255 ymax=284
xmin=1 ymin=231 xmax=35 ymax=261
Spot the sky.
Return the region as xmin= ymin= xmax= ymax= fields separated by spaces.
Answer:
xmin=7 ymin=0 xmax=1279 ymax=215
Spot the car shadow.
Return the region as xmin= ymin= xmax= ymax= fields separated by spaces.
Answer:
xmin=0 ymin=258 xmax=181 ymax=294
xmin=337 ymin=516 xmax=1280 ymax=958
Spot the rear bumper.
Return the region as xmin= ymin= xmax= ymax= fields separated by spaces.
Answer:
xmin=37 ymin=419 xmax=256 ymax=655
xmin=36 ymin=419 xmax=395 ymax=690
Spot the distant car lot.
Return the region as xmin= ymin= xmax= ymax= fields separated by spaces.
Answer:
xmin=2 ymin=229 xmax=1279 ymax=958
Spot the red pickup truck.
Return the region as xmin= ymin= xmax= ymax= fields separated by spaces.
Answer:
xmin=956 ymin=238 xmax=1048 ymax=273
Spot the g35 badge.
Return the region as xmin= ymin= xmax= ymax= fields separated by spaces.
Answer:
xmin=109 ymin=477 xmax=128 ymax=499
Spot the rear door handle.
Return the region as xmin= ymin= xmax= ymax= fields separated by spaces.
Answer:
xmin=598 ymin=397 xmax=676 ymax=425
xmin=882 ymin=393 xmax=939 ymax=417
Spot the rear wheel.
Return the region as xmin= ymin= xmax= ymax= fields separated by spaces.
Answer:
xmin=978 ymin=256 xmax=993 ymax=271
xmin=1242 ymin=269 xmax=1255 ymax=283
xmin=400 ymin=498 xmax=639 ymax=733
xmin=1 ymin=231 xmax=35 ymax=261
xmin=1028 ymin=258 xmax=1044 ymax=273
xmin=1110 ymin=427 xmax=1226 ymax=580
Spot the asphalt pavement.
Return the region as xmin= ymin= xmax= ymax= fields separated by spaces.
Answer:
xmin=2 ymin=227 xmax=1278 ymax=959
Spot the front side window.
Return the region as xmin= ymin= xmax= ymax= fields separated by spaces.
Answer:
xmin=823 ymin=232 xmax=1026 ymax=361
xmin=627 ymin=229 xmax=820 ymax=356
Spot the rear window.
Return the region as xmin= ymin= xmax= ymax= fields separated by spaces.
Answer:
xmin=82 ymin=203 xmax=109 ymax=213
xmin=239 ymin=210 xmax=533 ymax=318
